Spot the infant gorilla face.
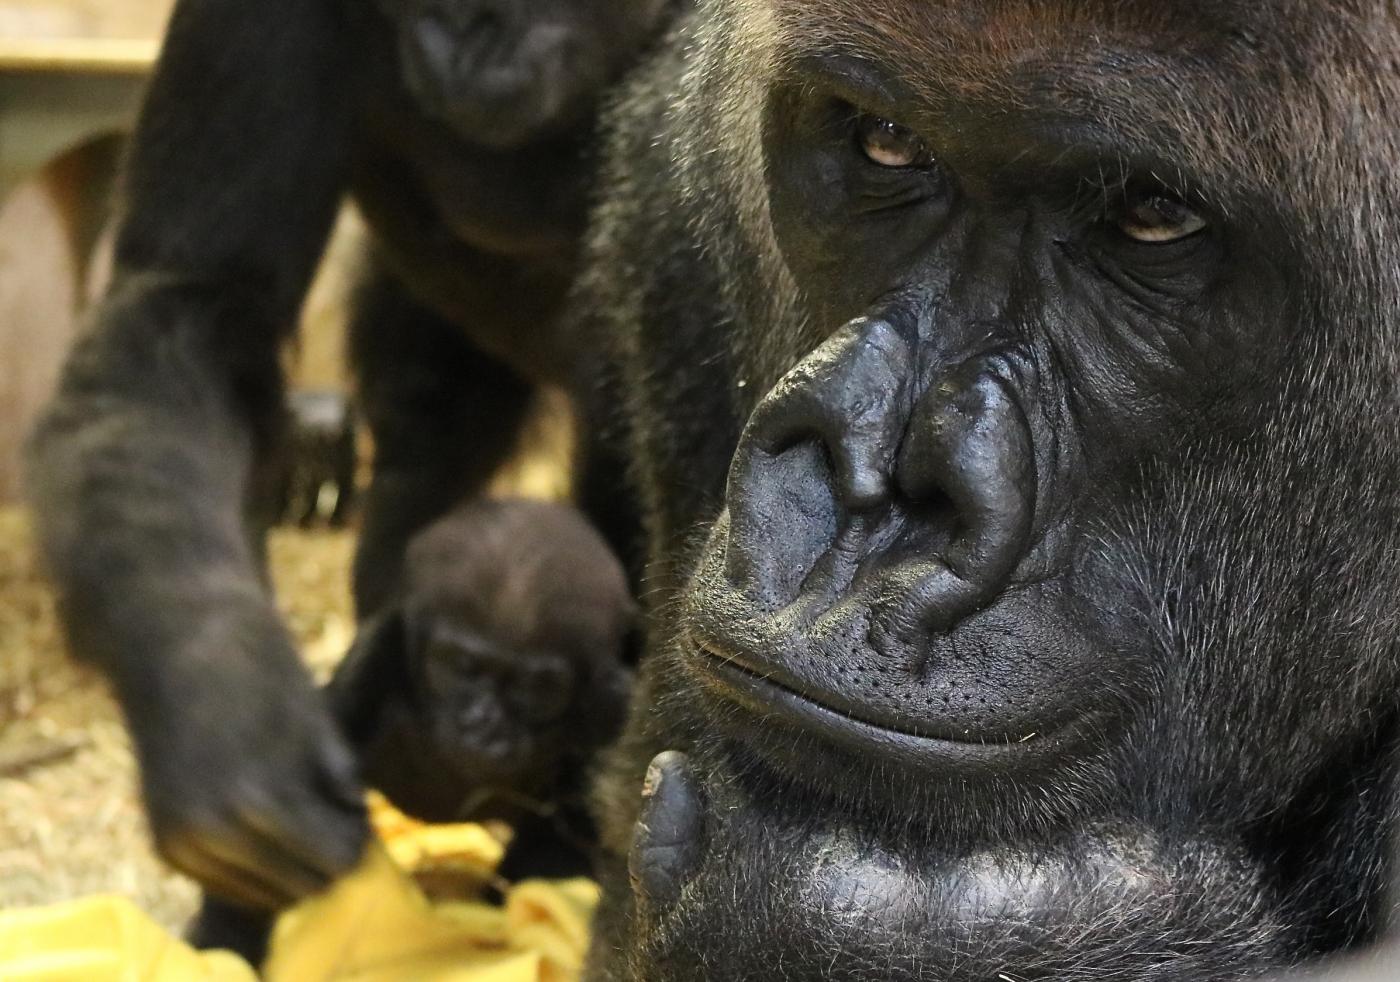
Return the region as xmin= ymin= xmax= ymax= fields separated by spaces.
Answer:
xmin=414 ymin=617 xmax=577 ymax=780
xmin=335 ymin=498 xmax=635 ymax=823
xmin=379 ymin=0 xmax=669 ymax=147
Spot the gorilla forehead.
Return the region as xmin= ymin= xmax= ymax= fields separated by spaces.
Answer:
xmin=734 ymin=0 xmax=1400 ymax=217
xmin=760 ymin=0 xmax=1378 ymax=77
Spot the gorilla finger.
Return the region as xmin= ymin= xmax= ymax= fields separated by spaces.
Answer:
xmin=164 ymin=840 xmax=290 ymax=911
xmin=308 ymin=719 xmax=371 ymax=812
xmin=200 ymin=819 xmax=332 ymax=902
xmin=314 ymin=744 xmax=372 ymax=814
xmin=629 ymin=751 xmax=704 ymax=910
xmin=241 ymin=798 xmax=369 ymax=883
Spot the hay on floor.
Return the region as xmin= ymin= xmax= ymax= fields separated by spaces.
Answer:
xmin=0 ymin=508 xmax=357 ymax=930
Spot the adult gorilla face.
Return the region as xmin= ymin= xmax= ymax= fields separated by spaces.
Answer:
xmin=379 ymin=0 xmax=668 ymax=146
xmin=586 ymin=1 xmax=1400 ymax=979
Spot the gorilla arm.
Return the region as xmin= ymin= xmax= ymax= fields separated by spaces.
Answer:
xmin=25 ymin=0 xmax=369 ymax=911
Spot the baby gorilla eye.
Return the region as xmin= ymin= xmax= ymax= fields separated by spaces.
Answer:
xmin=1118 ymin=192 xmax=1209 ymax=243
xmin=856 ymin=114 xmax=933 ymax=168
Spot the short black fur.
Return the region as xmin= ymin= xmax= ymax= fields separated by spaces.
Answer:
xmin=194 ymin=497 xmax=635 ymax=958
xmin=572 ymin=1 xmax=1400 ymax=979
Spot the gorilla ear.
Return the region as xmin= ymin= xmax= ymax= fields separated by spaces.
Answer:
xmin=323 ymin=610 xmax=412 ymax=748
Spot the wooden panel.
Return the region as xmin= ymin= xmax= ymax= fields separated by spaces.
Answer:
xmin=0 ymin=38 xmax=157 ymax=72
xmin=0 ymin=0 xmax=171 ymax=71
xmin=0 ymin=0 xmax=174 ymax=42
xmin=0 ymin=133 xmax=123 ymax=502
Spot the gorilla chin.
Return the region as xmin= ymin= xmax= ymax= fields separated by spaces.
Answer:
xmin=628 ymin=515 xmax=1287 ymax=982
xmin=624 ymin=745 xmax=1287 ymax=982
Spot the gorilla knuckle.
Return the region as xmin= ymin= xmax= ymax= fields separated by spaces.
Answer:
xmin=153 ymin=814 xmax=226 ymax=866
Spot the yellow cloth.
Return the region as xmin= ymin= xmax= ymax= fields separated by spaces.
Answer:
xmin=0 ymin=898 xmax=256 ymax=982
xmin=0 ymin=796 xmax=598 ymax=982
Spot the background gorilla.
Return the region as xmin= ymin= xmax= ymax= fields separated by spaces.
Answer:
xmin=571 ymin=0 xmax=1400 ymax=978
xmin=25 ymin=0 xmax=668 ymax=925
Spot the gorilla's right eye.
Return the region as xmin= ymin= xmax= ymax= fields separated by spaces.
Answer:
xmin=856 ymin=115 xmax=933 ymax=169
xmin=1117 ymin=192 xmax=1209 ymax=244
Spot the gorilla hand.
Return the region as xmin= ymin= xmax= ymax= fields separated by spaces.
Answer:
xmin=133 ymin=605 xmax=369 ymax=911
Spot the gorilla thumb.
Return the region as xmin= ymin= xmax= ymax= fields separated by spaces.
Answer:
xmin=628 ymin=751 xmax=703 ymax=911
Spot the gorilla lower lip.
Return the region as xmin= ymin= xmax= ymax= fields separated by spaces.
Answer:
xmin=691 ymin=644 xmax=1083 ymax=772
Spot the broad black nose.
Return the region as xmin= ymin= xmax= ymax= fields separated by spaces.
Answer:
xmin=723 ymin=316 xmax=1036 ymax=635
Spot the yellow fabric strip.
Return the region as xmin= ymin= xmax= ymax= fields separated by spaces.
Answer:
xmin=0 ymin=795 xmax=598 ymax=982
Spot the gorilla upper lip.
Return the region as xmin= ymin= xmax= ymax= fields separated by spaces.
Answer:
xmin=689 ymin=642 xmax=1090 ymax=773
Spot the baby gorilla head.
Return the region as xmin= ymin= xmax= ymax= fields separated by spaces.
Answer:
xmin=379 ymin=0 xmax=670 ymax=147
xmin=327 ymin=498 xmax=634 ymax=827
xmin=414 ymin=621 xmax=575 ymax=775
xmin=402 ymin=498 xmax=634 ymax=788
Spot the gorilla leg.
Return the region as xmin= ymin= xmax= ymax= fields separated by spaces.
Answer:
xmin=349 ymin=263 xmax=534 ymax=617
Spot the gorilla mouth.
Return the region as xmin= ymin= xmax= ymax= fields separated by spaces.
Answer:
xmin=691 ymin=643 xmax=1090 ymax=774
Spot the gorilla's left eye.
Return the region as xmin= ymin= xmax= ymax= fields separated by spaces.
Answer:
xmin=856 ymin=114 xmax=933 ymax=169
xmin=1117 ymin=193 xmax=1208 ymax=243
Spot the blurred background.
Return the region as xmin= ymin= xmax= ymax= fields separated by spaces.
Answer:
xmin=0 ymin=0 xmax=566 ymax=930
xmin=0 ymin=0 xmax=338 ymax=930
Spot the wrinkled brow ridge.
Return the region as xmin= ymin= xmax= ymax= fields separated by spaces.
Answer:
xmin=771 ymin=34 xmax=1269 ymax=207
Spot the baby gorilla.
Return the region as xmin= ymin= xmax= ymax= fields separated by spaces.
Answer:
xmin=329 ymin=497 xmax=635 ymax=867
xmin=191 ymin=499 xmax=634 ymax=960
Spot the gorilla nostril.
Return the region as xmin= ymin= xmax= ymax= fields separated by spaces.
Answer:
xmin=744 ymin=319 xmax=914 ymax=512
xmin=897 ymin=366 xmax=1035 ymax=586
xmin=457 ymin=698 xmax=504 ymax=734
xmin=856 ymin=363 xmax=1038 ymax=656
xmin=722 ymin=318 xmax=915 ymax=605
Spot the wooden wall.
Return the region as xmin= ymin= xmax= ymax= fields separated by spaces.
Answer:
xmin=0 ymin=0 xmax=174 ymax=43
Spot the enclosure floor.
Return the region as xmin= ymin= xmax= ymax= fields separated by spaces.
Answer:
xmin=0 ymin=507 xmax=357 ymax=930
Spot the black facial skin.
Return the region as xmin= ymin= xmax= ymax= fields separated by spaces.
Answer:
xmin=379 ymin=0 xmax=667 ymax=148
xmin=573 ymin=1 xmax=1400 ymax=979
xmin=24 ymin=0 xmax=672 ymax=944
